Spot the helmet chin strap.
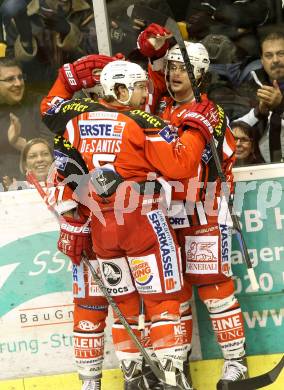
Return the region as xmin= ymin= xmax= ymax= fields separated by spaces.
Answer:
xmin=169 ymin=88 xmax=195 ymax=104
xmin=165 ymin=67 xmax=204 ymax=104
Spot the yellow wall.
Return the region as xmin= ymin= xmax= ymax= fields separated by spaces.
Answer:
xmin=0 ymin=354 xmax=283 ymax=390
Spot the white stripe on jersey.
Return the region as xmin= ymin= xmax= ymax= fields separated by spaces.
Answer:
xmin=196 ymin=201 xmax=208 ymax=225
xmin=217 ymin=196 xmax=233 ymax=226
xmin=66 ymin=120 xmax=75 ymax=145
xmin=151 ymin=319 xmax=182 ymax=328
xmin=145 ymin=136 xmax=165 ymax=142
xmin=209 ymin=307 xmax=242 ymax=319
xmin=223 ymin=136 xmax=234 ymax=158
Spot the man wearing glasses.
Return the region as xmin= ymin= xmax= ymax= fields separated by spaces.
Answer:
xmin=0 ymin=62 xmax=25 ymax=105
xmin=0 ymin=57 xmax=51 ymax=190
xmin=235 ymin=30 xmax=284 ymax=163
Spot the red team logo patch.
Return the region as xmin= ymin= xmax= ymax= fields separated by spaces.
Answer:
xmin=187 ymin=241 xmax=217 ymax=262
xmin=113 ymin=122 xmax=125 ymax=135
xmin=185 ymin=236 xmax=219 ymax=274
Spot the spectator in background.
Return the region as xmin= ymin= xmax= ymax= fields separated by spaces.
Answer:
xmin=2 ymin=137 xmax=53 ymax=191
xmin=0 ymin=0 xmax=33 ymax=54
xmin=20 ymin=137 xmax=53 ymax=181
xmin=235 ymin=30 xmax=284 ymax=163
xmin=185 ymin=0 xmax=270 ymax=59
xmin=231 ymin=121 xmax=264 ymax=166
xmin=107 ymin=0 xmax=179 ymax=56
xmin=202 ymin=34 xmax=238 ymax=65
xmin=201 ymin=33 xmax=261 ymax=121
xmin=0 ymin=57 xmax=51 ymax=187
xmin=3 ymin=0 xmax=98 ymax=87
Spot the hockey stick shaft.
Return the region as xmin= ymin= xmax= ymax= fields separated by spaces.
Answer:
xmin=138 ymin=297 xmax=145 ymax=330
xmin=208 ymin=136 xmax=259 ymax=291
xmin=26 ymin=171 xmax=174 ymax=387
xmin=165 ymin=17 xmax=259 ymax=291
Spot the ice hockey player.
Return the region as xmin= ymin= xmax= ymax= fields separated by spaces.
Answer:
xmin=41 ymin=53 xmax=220 ymax=389
xmin=138 ymin=23 xmax=248 ymax=387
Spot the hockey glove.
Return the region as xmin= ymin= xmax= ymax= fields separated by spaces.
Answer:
xmin=59 ymin=54 xmax=118 ymax=93
xmin=137 ymin=23 xmax=171 ymax=58
xmin=181 ymin=99 xmax=219 ymax=143
xmin=58 ymin=216 xmax=94 ymax=265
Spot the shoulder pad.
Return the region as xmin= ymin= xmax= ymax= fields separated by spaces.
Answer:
xmin=53 ymin=135 xmax=89 ymax=192
xmin=59 ymin=98 xmax=101 ymax=114
xmin=43 ymin=99 xmax=110 ymax=134
xmin=125 ymin=109 xmax=165 ymax=130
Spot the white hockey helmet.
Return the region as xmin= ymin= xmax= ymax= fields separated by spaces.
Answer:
xmin=166 ymin=42 xmax=210 ymax=80
xmin=100 ymin=60 xmax=148 ymax=105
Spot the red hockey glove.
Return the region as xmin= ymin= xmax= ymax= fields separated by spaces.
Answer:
xmin=137 ymin=23 xmax=171 ymax=58
xmin=181 ymin=99 xmax=219 ymax=143
xmin=57 ymin=216 xmax=94 ymax=265
xmin=59 ymin=54 xmax=118 ymax=93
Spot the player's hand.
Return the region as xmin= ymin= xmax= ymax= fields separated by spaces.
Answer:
xmin=57 ymin=216 xmax=95 ymax=264
xmin=181 ymin=99 xmax=219 ymax=142
xmin=137 ymin=23 xmax=172 ymax=58
xmin=59 ymin=54 xmax=119 ymax=93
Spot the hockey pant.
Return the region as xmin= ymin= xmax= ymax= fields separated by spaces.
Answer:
xmin=72 ymin=259 xmax=141 ymax=380
xmin=73 ymin=259 xmax=191 ymax=379
xmin=172 ymin=202 xmax=246 ymax=361
xmin=91 ymin=206 xmax=191 ymax=371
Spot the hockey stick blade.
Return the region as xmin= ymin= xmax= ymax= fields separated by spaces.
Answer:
xmin=127 ymin=4 xmax=169 ymax=26
xmin=217 ymin=355 xmax=284 ymax=390
xmin=127 ymin=4 xmax=200 ymax=101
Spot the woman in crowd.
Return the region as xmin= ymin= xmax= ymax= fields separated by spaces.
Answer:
xmin=2 ymin=137 xmax=53 ymax=190
xmin=20 ymin=137 xmax=53 ymax=181
xmin=231 ymin=121 xmax=264 ymax=166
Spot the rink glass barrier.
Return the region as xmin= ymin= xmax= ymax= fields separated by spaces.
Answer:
xmin=1 ymin=164 xmax=284 ymax=379
xmin=196 ymin=164 xmax=284 ymax=359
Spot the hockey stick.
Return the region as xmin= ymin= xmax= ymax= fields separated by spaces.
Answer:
xmin=218 ymin=355 xmax=284 ymax=389
xmin=163 ymin=16 xmax=259 ymax=292
xmin=26 ymin=171 xmax=177 ymax=387
xmin=138 ymin=297 xmax=145 ymax=330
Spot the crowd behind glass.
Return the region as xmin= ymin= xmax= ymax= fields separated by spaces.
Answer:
xmin=0 ymin=0 xmax=284 ymax=191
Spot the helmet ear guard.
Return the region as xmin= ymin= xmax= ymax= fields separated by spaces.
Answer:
xmin=100 ymin=60 xmax=148 ymax=105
